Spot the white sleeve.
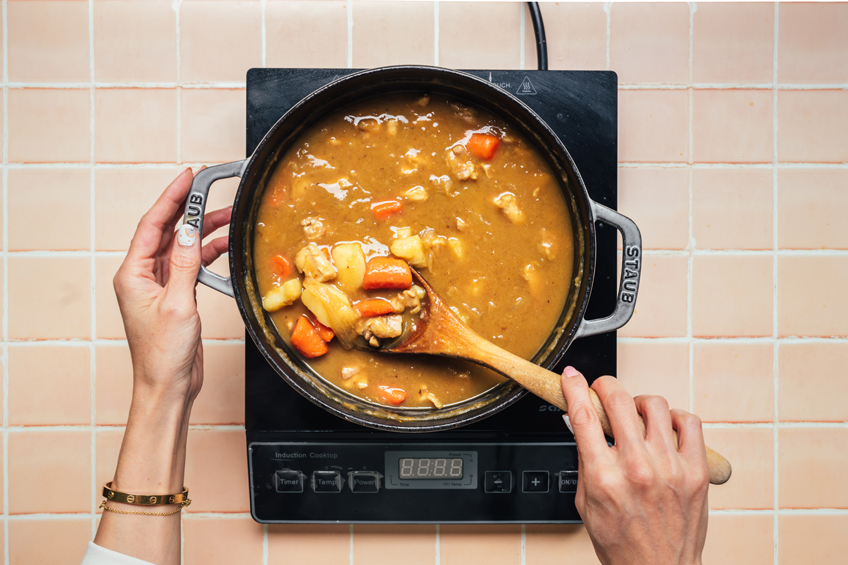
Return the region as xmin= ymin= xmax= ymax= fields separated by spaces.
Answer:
xmin=81 ymin=542 xmax=156 ymax=565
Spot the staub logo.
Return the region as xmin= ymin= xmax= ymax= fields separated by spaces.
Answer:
xmin=185 ymin=193 xmax=204 ymax=229
xmin=621 ymin=246 xmax=640 ymax=303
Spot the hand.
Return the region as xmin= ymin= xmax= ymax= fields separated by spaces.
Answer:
xmin=113 ymin=168 xmax=231 ymax=408
xmin=560 ymin=368 xmax=709 ymax=565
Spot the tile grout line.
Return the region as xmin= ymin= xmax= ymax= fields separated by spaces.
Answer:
xmin=175 ymin=3 xmax=185 ymax=563
xmin=433 ymin=1 xmax=439 ymax=67
xmin=434 ymin=523 xmax=440 ymax=565
xmin=347 ymin=0 xmax=353 ymax=70
xmin=349 ymin=523 xmax=354 ymax=565
xmin=519 ymin=2 xmax=525 ymax=72
xmin=260 ymin=0 xmax=267 ymax=69
xmin=772 ymin=3 xmax=780 ymax=564
xmin=604 ymin=3 xmax=611 ymax=71
xmin=262 ymin=523 xmax=268 ymax=565
xmin=520 ymin=523 xmax=526 ymax=565
xmin=688 ymin=2 xmax=696 ymax=414
xmin=88 ymin=0 xmax=98 ymax=540
xmin=2 ymin=0 xmax=7 ymax=556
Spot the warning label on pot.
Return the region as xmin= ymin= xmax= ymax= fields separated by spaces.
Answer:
xmin=516 ymin=76 xmax=537 ymax=95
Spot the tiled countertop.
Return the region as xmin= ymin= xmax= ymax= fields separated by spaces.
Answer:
xmin=4 ymin=1 xmax=847 ymax=564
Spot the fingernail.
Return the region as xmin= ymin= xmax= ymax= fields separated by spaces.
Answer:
xmin=563 ymin=415 xmax=574 ymax=435
xmin=563 ymin=366 xmax=580 ymax=378
xmin=178 ymin=224 xmax=197 ymax=247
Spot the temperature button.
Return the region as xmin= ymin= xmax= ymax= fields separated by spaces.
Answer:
xmin=348 ymin=471 xmax=383 ymax=493
xmin=312 ymin=471 xmax=343 ymax=493
xmin=274 ymin=469 xmax=305 ymax=493
xmin=558 ymin=470 xmax=578 ymax=493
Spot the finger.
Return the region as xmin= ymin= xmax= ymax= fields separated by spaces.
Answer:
xmin=201 ymin=236 xmax=229 ymax=267
xmin=164 ymin=223 xmax=202 ymax=299
xmin=591 ymin=376 xmax=645 ymax=448
xmin=633 ymin=395 xmax=676 ymax=452
xmin=127 ymin=168 xmax=194 ymax=261
xmin=202 ymin=206 xmax=233 ymax=239
xmin=560 ymin=366 xmax=611 ymax=466
xmin=670 ymin=409 xmax=708 ymax=465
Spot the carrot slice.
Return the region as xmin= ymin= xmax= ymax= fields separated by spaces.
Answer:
xmin=355 ymin=298 xmax=396 ymax=317
xmin=371 ymin=200 xmax=403 ymax=219
xmin=313 ymin=319 xmax=335 ymax=343
xmin=290 ymin=316 xmax=329 ymax=358
xmin=362 ymin=257 xmax=412 ymax=290
xmin=466 ymin=133 xmax=500 ymax=160
xmin=271 ymin=254 xmax=292 ymax=278
xmin=377 ymin=385 xmax=407 ymax=406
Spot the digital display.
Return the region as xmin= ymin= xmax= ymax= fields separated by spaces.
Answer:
xmin=399 ymin=458 xmax=463 ymax=479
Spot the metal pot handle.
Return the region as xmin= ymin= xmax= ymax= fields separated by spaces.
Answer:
xmin=575 ymin=202 xmax=642 ymax=339
xmin=183 ymin=160 xmax=247 ymax=298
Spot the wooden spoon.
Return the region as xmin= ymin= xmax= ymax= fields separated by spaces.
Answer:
xmin=374 ymin=269 xmax=732 ymax=485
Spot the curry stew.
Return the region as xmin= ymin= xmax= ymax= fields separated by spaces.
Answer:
xmin=253 ymin=93 xmax=574 ymax=409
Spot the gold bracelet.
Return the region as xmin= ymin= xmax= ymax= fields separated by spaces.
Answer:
xmin=102 ymin=482 xmax=190 ymax=506
xmin=100 ymin=499 xmax=191 ymax=516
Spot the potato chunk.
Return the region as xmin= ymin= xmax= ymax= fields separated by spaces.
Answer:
xmin=390 ymin=235 xmax=427 ymax=268
xmin=331 ymin=243 xmax=366 ymax=293
xmin=404 ymin=185 xmax=428 ymax=202
xmin=295 ymin=243 xmax=336 ymax=282
xmin=494 ymin=192 xmax=524 ymax=224
xmin=262 ymin=278 xmax=302 ymax=312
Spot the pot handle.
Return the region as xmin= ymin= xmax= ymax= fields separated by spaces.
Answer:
xmin=575 ymin=202 xmax=642 ymax=339
xmin=183 ymin=160 xmax=247 ymax=298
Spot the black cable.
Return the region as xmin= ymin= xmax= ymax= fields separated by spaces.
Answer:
xmin=527 ymin=2 xmax=548 ymax=71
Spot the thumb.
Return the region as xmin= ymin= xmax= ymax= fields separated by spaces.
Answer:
xmin=560 ymin=366 xmax=609 ymax=466
xmin=167 ymin=223 xmax=202 ymax=298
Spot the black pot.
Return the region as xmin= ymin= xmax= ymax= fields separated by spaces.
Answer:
xmin=183 ymin=66 xmax=642 ymax=432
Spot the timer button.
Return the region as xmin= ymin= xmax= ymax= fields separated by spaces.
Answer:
xmin=274 ymin=469 xmax=305 ymax=493
xmin=522 ymin=471 xmax=550 ymax=493
xmin=348 ymin=471 xmax=383 ymax=493
xmin=312 ymin=471 xmax=343 ymax=493
xmin=484 ymin=471 xmax=513 ymax=493
xmin=558 ymin=470 xmax=578 ymax=493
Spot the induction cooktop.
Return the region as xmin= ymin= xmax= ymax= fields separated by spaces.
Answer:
xmin=244 ymin=68 xmax=618 ymax=523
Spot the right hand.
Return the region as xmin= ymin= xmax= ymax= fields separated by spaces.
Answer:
xmin=560 ymin=367 xmax=709 ymax=565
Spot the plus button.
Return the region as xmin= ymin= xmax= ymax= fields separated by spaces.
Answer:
xmin=531 ymin=478 xmax=541 ymax=487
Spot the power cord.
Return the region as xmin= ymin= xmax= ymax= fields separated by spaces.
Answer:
xmin=527 ymin=2 xmax=548 ymax=71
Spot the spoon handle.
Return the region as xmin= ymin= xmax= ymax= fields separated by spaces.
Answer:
xmin=462 ymin=333 xmax=732 ymax=485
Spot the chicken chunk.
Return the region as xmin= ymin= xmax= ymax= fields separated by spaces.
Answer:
xmin=357 ymin=314 xmax=404 ymax=347
xmin=539 ymin=228 xmax=557 ymax=260
xmin=404 ymin=185 xmax=428 ymax=202
xmin=390 ymin=286 xmax=425 ymax=315
xmin=295 ymin=243 xmax=336 ymax=282
xmin=301 ymin=216 xmax=326 ymax=239
xmin=494 ymin=192 xmax=524 ymax=224
xmin=446 ymin=145 xmax=477 ymax=181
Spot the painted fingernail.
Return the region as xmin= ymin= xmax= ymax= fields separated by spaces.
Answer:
xmin=563 ymin=415 xmax=574 ymax=435
xmin=177 ymin=224 xmax=197 ymax=247
xmin=563 ymin=366 xmax=580 ymax=378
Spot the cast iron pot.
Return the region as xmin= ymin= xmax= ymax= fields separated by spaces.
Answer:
xmin=183 ymin=66 xmax=642 ymax=432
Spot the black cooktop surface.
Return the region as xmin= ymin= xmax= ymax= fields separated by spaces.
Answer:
xmin=244 ymin=68 xmax=618 ymax=438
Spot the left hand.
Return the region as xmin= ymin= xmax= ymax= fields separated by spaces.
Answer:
xmin=113 ymin=168 xmax=232 ymax=407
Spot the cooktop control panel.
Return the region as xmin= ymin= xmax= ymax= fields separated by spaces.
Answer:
xmin=249 ymin=441 xmax=580 ymax=523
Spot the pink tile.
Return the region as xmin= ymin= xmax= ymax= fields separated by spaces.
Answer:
xmin=618 ymin=168 xmax=689 ymax=250
xmin=692 ymin=255 xmax=773 ymax=337
xmin=353 ymin=2 xmax=434 ymax=67
xmin=185 ymin=430 xmax=249 ymax=512
xmin=779 ymin=514 xmax=848 ymax=565
xmin=702 ymin=514 xmax=773 ymax=565
xmin=95 ymin=254 xmax=127 ymax=339
xmin=618 ymin=90 xmax=689 ymax=162
xmin=95 ymin=428 xmax=124 ymax=501
xmin=779 ymin=427 xmax=848 ymax=508
xmin=94 ymin=343 xmax=133 ymax=426
xmin=8 ymin=345 xmax=91 ymax=426
xmin=268 ymin=524 xmax=350 ymax=563
xmin=9 ymin=430 xmax=91 ymax=514
xmin=266 ymin=1 xmax=348 ymax=69
xmin=440 ymin=525 xmax=521 ymax=565
xmin=610 ymin=2 xmax=690 ymax=84
xmin=353 ymin=525 xmax=436 ymax=565
xmin=8 ymin=168 xmax=91 ymax=251
xmin=779 ymin=341 xmax=848 ymax=422
xmin=95 ymin=89 xmax=178 ymax=163
xmin=525 ymin=525 xmax=599 ymax=565
xmin=439 ymin=2 xmax=520 ymax=70
xmin=8 ymin=1 xmax=89 ymax=83
xmin=693 ymin=2 xmax=774 ymax=84
xmin=778 ymin=90 xmax=848 ymax=163
xmin=703 ymin=428 xmax=774 ymax=510
xmin=618 ymin=254 xmax=688 ymax=338
xmin=693 ymin=341 xmax=774 ymax=423
xmin=190 ymin=341 xmax=245 ymax=425
xmin=617 ymin=341 xmax=690 ymax=411
xmin=93 ymin=0 xmax=177 ymax=83
xmin=9 ymin=89 xmax=91 ymax=163
xmin=198 ymin=275 xmax=245 ymax=339
xmin=181 ymin=89 xmax=246 ymax=163
xmin=778 ymin=168 xmax=848 ymax=249
xmin=778 ymin=256 xmax=848 ymax=337
xmin=9 ymin=519 xmax=91 ymax=565
xmin=779 ymin=3 xmax=848 ymax=84
xmin=184 ymin=518 xmax=264 ymax=565
xmin=180 ymin=1 xmax=261 ymax=84
xmin=692 ymin=168 xmax=773 ymax=250
xmin=693 ymin=89 xmax=773 ymax=163
xmin=524 ymin=2 xmax=606 ymax=71
xmin=8 ymin=256 xmax=91 ymax=340
xmin=95 ymin=167 xmax=183 ymax=251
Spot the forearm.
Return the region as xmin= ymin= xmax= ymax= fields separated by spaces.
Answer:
xmin=94 ymin=385 xmax=193 ymax=565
